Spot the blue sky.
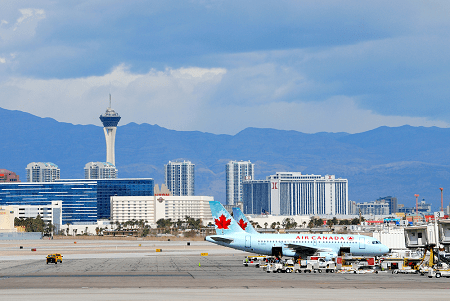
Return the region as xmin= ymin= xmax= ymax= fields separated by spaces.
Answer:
xmin=1 ymin=0 xmax=449 ymax=134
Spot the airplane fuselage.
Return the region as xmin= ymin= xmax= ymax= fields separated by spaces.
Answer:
xmin=206 ymin=232 xmax=389 ymax=258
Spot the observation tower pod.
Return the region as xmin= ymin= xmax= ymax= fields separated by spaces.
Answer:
xmin=99 ymin=95 xmax=121 ymax=166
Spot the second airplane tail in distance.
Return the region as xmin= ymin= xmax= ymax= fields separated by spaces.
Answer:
xmin=232 ymin=207 xmax=259 ymax=234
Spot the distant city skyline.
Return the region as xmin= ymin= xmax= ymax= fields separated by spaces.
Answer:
xmin=0 ymin=2 xmax=450 ymax=135
xmin=1 ymin=103 xmax=449 ymax=211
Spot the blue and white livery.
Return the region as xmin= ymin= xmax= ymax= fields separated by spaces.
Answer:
xmin=207 ymin=201 xmax=389 ymax=259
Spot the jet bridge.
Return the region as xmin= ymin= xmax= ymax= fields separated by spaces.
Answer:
xmin=438 ymin=220 xmax=450 ymax=252
xmin=404 ymin=225 xmax=437 ymax=248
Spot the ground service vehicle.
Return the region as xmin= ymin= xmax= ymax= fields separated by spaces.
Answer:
xmin=428 ymin=262 xmax=450 ymax=278
xmin=264 ymin=262 xmax=283 ymax=273
xmin=264 ymin=260 xmax=295 ymax=273
xmin=294 ymin=257 xmax=335 ymax=273
xmin=243 ymin=255 xmax=268 ymax=267
xmin=428 ymin=268 xmax=450 ymax=278
xmin=46 ymin=253 xmax=63 ymax=264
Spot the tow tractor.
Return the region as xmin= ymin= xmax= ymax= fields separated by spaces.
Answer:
xmin=243 ymin=255 xmax=269 ymax=268
xmin=46 ymin=253 xmax=63 ymax=264
xmin=428 ymin=262 xmax=450 ymax=278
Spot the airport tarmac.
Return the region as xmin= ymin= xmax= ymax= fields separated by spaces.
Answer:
xmin=0 ymin=239 xmax=449 ymax=300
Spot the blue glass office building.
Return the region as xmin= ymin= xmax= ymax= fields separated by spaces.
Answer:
xmin=96 ymin=179 xmax=154 ymax=219
xmin=243 ymin=180 xmax=271 ymax=215
xmin=0 ymin=178 xmax=154 ymax=224
xmin=0 ymin=181 xmax=97 ymax=224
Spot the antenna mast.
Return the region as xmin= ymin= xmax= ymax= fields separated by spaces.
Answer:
xmin=109 ymin=81 xmax=112 ymax=108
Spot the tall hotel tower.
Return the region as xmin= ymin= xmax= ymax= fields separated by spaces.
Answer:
xmin=226 ymin=160 xmax=254 ymax=205
xmin=164 ymin=160 xmax=195 ymax=196
xmin=99 ymin=95 xmax=121 ymax=166
xmin=26 ymin=162 xmax=60 ymax=182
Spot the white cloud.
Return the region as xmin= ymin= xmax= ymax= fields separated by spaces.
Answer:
xmin=16 ymin=8 xmax=45 ymax=27
xmin=0 ymin=8 xmax=46 ymax=44
xmin=0 ymin=64 xmax=227 ymax=129
xmin=0 ymin=57 xmax=5 ymax=63
xmin=0 ymin=63 xmax=447 ymax=135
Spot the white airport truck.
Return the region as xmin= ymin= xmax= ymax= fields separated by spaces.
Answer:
xmin=294 ymin=257 xmax=336 ymax=273
xmin=428 ymin=262 xmax=450 ymax=278
xmin=263 ymin=259 xmax=295 ymax=273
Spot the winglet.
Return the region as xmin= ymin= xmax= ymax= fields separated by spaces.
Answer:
xmin=209 ymin=201 xmax=245 ymax=235
xmin=232 ymin=207 xmax=259 ymax=234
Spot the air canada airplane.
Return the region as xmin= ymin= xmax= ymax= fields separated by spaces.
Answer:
xmin=207 ymin=201 xmax=389 ymax=259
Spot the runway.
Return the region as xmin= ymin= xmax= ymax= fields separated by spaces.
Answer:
xmin=0 ymin=239 xmax=448 ymax=300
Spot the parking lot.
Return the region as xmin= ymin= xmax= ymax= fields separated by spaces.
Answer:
xmin=0 ymin=239 xmax=449 ymax=300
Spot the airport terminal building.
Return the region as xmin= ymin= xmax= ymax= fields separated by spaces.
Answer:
xmin=0 ymin=179 xmax=154 ymax=224
xmin=243 ymin=172 xmax=348 ymax=216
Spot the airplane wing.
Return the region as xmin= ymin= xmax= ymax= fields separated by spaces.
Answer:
xmin=208 ymin=236 xmax=234 ymax=244
xmin=286 ymin=243 xmax=333 ymax=256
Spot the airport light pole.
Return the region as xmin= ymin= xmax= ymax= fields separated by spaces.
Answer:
xmin=414 ymin=194 xmax=419 ymax=224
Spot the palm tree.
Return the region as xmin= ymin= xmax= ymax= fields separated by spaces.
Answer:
xmin=314 ymin=218 xmax=324 ymax=227
xmin=115 ymin=221 xmax=122 ymax=231
xmin=291 ymin=221 xmax=297 ymax=229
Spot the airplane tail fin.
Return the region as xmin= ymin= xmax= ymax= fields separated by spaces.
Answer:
xmin=232 ymin=207 xmax=259 ymax=234
xmin=209 ymin=201 xmax=245 ymax=235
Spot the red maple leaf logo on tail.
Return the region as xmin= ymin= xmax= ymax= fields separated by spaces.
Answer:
xmin=237 ymin=219 xmax=248 ymax=230
xmin=215 ymin=214 xmax=232 ymax=229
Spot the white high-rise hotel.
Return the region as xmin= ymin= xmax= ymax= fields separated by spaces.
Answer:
xmin=84 ymin=162 xmax=117 ymax=179
xmin=99 ymin=95 xmax=121 ymax=166
xmin=226 ymin=160 xmax=254 ymax=205
xmin=164 ymin=160 xmax=195 ymax=196
xmin=26 ymin=162 xmax=60 ymax=182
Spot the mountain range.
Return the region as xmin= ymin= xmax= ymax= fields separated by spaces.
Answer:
xmin=1 ymin=106 xmax=450 ymax=210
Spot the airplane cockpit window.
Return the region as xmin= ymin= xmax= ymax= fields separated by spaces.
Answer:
xmin=372 ymin=241 xmax=381 ymax=244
